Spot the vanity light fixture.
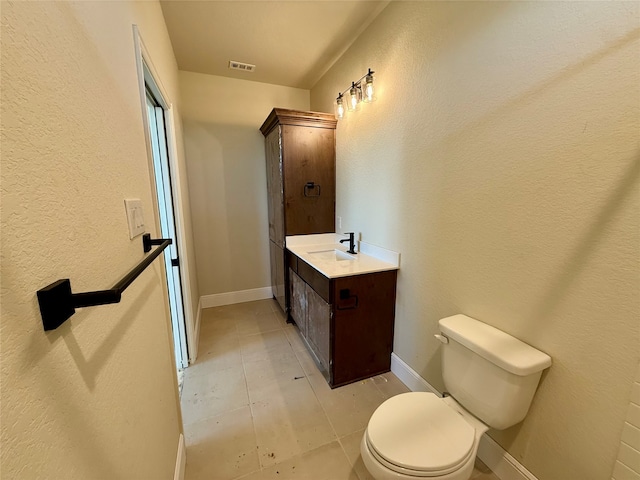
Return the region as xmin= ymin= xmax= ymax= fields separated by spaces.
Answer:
xmin=334 ymin=68 xmax=375 ymax=120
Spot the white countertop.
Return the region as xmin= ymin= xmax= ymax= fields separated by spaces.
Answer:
xmin=286 ymin=234 xmax=400 ymax=279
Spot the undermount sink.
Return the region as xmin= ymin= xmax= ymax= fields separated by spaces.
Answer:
xmin=307 ymin=249 xmax=356 ymax=262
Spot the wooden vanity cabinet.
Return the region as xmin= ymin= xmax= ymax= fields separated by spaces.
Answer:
xmin=260 ymin=109 xmax=337 ymax=313
xmin=288 ymin=254 xmax=398 ymax=388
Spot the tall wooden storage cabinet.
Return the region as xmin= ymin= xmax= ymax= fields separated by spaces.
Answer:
xmin=260 ymin=108 xmax=337 ymax=312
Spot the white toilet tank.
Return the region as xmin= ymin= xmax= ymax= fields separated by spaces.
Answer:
xmin=439 ymin=314 xmax=552 ymax=430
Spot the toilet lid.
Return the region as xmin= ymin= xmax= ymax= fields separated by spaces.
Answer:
xmin=367 ymin=392 xmax=476 ymax=475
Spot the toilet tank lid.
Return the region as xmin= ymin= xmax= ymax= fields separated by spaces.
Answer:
xmin=439 ymin=315 xmax=552 ymax=376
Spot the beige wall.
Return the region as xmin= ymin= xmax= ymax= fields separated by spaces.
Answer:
xmin=311 ymin=2 xmax=639 ymax=479
xmin=1 ymin=2 xmax=186 ymax=478
xmin=179 ymin=71 xmax=309 ymax=297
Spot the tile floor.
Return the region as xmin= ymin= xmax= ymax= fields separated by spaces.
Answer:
xmin=181 ymin=299 xmax=499 ymax=480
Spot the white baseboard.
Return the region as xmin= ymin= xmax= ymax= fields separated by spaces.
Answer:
xmin=478 ymin=435 xmax=539 ymax=480
xmin=390 ymin=353 xmax=441 ymax=395
xmin=200 ymin=287 xmax=273 ymax=309
xmin=174 ymin=433 xmax=186 ymax=480
xmin=390 ymin=352 xmax=538 ymax=480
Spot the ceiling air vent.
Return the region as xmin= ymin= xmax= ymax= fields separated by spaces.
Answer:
xmin=229 ymin=61 xmax=256 ymax=73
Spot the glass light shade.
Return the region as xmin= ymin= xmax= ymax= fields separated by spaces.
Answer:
xmin=347 ymin=84 xmax=361 ymax=111
xmin=335 ymin=96 xmax=345 ymax=119
xmin=363 ymin=74 xmax=376 ymax=103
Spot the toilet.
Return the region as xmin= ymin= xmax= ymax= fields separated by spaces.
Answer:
xmin=361 ymin=314 xmax=552 ymax=480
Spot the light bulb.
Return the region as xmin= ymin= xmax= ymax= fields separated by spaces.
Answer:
xmin=347 ymin=83 xmax=361 ymax=111
xmin=363 ymin=72 xmax=375 ymax=103
xmin=335 ymin=95 xmax=345 ymax=119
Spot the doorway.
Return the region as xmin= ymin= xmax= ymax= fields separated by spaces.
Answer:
xmin=133 ymin=26 xmax=198 ymax=390
xmin=144 ymin=84 xmax=189 ymax=371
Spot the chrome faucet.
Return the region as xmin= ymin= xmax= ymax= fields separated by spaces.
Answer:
xmin=339 ymin=232 xmax=357 ymax=254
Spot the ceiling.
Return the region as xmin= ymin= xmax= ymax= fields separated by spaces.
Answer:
xmin=159 ymin=1 xmax=389 ymax=89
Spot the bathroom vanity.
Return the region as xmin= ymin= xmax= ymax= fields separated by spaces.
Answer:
xmin=286 ymin=234 xmax=399 ymax=388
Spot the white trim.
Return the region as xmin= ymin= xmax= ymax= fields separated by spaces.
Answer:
xmin=174 ymin=433 xmax=186 ymax=480
xmin=191 ymin=297 xmax=202 ymax=363
xmin=133 ymin=25 xmax=194 ymax=369
xmin=390 ymin=353 xmax=441 ymax=395
xmin=133 ymin=26 xmax=172 ymax=110
xmin=390 ymin=352 xmax=539 ymax=480
xmin=164 ymin=106 xmax=197 ymax=366
xmin=132 ymin=26 xmax=160 ymax=233
xmin=478 ymin=435 xmax=539 ymax=480
xmin=201 ymin=287 xmax=273 ymax=309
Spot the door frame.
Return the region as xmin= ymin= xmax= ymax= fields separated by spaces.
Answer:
xmin=132 ymin=25 xmax=197 ymax=365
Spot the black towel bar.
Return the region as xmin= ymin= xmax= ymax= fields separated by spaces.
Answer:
xmin=37 ymin=233 xmax=172 ymax=331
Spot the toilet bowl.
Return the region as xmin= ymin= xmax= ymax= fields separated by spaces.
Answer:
xmin=360 ymin=392 xmax=487 ymax=480
xmin=360 ymin=314 xmax=552 ymax=480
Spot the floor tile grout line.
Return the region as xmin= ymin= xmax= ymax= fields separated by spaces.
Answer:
xmin=236 ymin=303 xmax=309 ymax=471
xmin=288 ymin=341 xmax=364 ymax=479
xmin=289 ymin=335 xmax=342 ymax=441
xmin=244 ymin=312 xmax=341 ymax=472
xmin=185 ymin=302 xmax=281 ymax=478
xmin=194 ymin=303 xmax=268 ymax=479
xmin=338 ymin=441 xmax=370 ymax=480
xmin=237 ymin=309 xmax=266 ymax=476
xmin=181 ymin=404 xmax=251 ymax=430
xmin=286 ymin=323 xmax=384 ymax=476
xmin=237 ymin=325 xmax=283 ymax=339
xmin=336 ymin=435 xmax=362 ymax=478
xmin=181 ymin=312 xmax=250 ymax=427
xmin=257 ymin=322 xmax=321 ymax=465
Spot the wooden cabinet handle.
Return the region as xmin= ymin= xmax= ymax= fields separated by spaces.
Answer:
xmin=303 ymin=182 xmax=321 ymax=197
xmin=337 ymin=289 xmax=359 ymax=310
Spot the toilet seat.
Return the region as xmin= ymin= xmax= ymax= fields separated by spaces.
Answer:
xmin=366 ymin=392 xmax=476 ymax=477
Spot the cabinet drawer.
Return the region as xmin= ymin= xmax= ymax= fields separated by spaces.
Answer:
xmin=297 ymin=259 xmax=330 ymax=303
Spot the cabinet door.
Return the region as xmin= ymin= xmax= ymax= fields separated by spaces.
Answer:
xmin=281 ymin=125 xmax=335 ymax=235
xmin=306 ymin=284 xmax=331 ymax=374
xmin=271 ymin=242 xmax=285 ymax=311
xmin=269 ymin=241 xmax=278 ymax=300
xmin=289 ymin=269 xmax=307 ymax=337
xmin=265 ymin=127 xmax=284 ymax=246
xmin=332 ymin=271 xmax=397 ymax=386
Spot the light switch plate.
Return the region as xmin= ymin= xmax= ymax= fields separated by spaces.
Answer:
xmin=124 ymin=199 xmax=145 ymax=239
